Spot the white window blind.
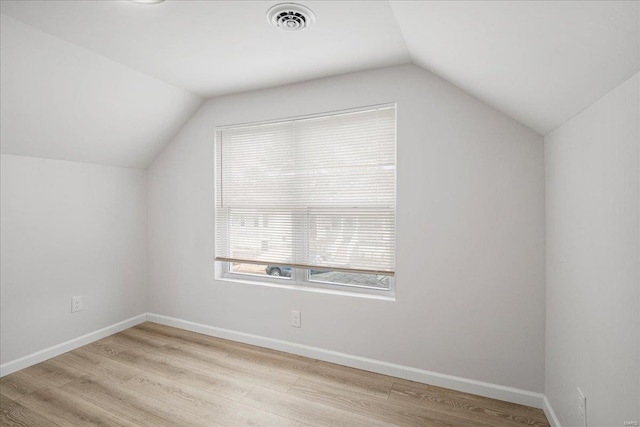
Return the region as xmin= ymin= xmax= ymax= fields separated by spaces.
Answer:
xmin=215 ymin=105 xmax=396 ymax=276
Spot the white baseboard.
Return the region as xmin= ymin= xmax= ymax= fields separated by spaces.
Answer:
xmin=0 ymin=313 xmax=147 ymax=377
xmin=543 ymin=396 xmax=562 ymax=427
xmin=146 ymin=313 xmax=545 ymax=409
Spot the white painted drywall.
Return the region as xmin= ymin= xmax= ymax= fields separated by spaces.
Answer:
xmin=0 ymin=15 xmax=202 ymax=169
xmin=545 ymin=72 xmax=640 ymax=426
xmin=0 ymin=154 xmax=148 ymax=364
xmin=146 ymin=64 xmax=546 ymax=393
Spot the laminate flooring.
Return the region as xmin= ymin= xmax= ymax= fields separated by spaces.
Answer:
xmin=0 ymin=322 xmax=550 ymax=426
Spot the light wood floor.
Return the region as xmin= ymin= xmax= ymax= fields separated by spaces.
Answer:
xmin=0 ymin=322 xmax=550 ymax=427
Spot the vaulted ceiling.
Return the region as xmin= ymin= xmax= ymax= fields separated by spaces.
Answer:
xmin=1 ymin=1 xmax=638 ymax=168
xmin=391 ymin=1 xmax=639 ymax=135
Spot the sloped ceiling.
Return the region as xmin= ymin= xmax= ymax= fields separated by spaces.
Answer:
xmin=1 ymin=1 xmax=638 ymax=168
xmin=0 ymin=1 xmax=411 ymax=98
xmin=0 ymin=14 xmax=203 ymax=169
xmin=390 ymin=1 xmax=640 ymax=135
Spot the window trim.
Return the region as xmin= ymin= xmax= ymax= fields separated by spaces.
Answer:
xmin=214 ymin=102 xmax=396 ymax=132
xmin=214 ymin=103 xmax=397 ymax=297
xmin=217 ymin=261 xmax=396 ymax=300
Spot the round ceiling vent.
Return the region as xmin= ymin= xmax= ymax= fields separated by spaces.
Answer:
xmin=267 ymin=3 xmax=315 ymax=32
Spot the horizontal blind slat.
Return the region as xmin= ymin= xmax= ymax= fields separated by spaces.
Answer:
xmin=215 ymin=105 xmax=396 ymax=274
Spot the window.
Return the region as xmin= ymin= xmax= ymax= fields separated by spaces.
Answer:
xmin=215 ymin=105 xmax=396 ymax=295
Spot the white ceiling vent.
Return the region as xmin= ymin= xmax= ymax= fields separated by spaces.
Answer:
xmin=267 ymin=3 xmax=315 ymax=32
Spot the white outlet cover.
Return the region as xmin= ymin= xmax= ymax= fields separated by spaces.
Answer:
xmin=291 ymin=310 xmax=301 ymax=328
xmin=72 ymin=296 xmax=83 ymax=312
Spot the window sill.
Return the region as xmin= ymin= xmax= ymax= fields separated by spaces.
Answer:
xmin=215 ymin=276 xmax=396 ymax=301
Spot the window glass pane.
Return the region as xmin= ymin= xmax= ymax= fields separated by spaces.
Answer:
xmin=230 ymin=262 xmax=291 ymax=279
xmin=308 ymin=269 xmax=390 ymax=289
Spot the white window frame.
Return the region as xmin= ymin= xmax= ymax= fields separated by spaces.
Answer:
xmin=214 ymin=104 xmax=397 ymax=299
xmin=218 ymin=261 xmax=396 ymax=298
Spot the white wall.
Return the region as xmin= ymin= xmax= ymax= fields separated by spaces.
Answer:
xmin=0 ymin=154 xmax=148 ymax=365
xmin=545 ymin=72 xmax=639 ymax=426
xmin=147 ymin=64 xmax=546 ymax=394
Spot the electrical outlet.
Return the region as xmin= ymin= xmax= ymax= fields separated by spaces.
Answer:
xmin=577 ymin=387 xmax=587 ymax=427
xmin=72 ymin=296 xmax=83 ymax=313
xmin=291 ymin=310 xmax=301 ymax=328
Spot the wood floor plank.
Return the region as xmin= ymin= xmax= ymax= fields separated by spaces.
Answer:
xmin=161 ymin=343 xmax=299 ymax=392
xmin=103 ymin=329 xmax=300 ymax=393
xmin=242 ymin=386 xmax=397 ymax=427
xmin=123 ymin=371 xmax=301 ymax=427
xmin=116 ymin=327 xmax=174 ymax=348
xmin=20 ymin=358 xmax=91 ymax=388
xmin=301 ymin=360 xmax=394 ymax=399
xmin=288 ymin=377 xmax=486 ymax=427
xmin=0 ymin=393 xmax=59 ymax=427
xmin=0 ymin=372 xmax=49 ymax=401
xmin=225 ymin=347 xmax=312 ymax=386
xmin=314 ymin=360 xmax=398 ymax=386
xmin=83 ymin=339 xmax=253 ymax=401
xmin=17 ymin=386 xmax=134 ymax=427
xmin=101 ymin=332 xmax=169 ymax=352
xmin=431 ymin=383 xmax=549 ymax=420
xmin=390 ymin=382 xmax=549 ymax=426
xmin=18 ymin=349 xmax=145 ymax=401
xmin=57 ymin=348 xmax=143 ymax=383
xmin=229 ymin=349 xmax=392 ymax=399
xmin=226 ymin=346 xmax=393 ymax=398
xmin=103 ymin=332 xmax=169 ymax=356
xmin=60 ymin=376 xmax=213 ymax=427
xmin=133 ymin=322 xmax=239 ymax=355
